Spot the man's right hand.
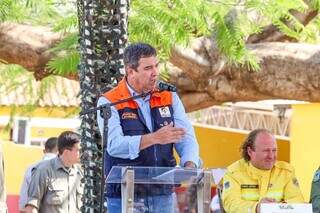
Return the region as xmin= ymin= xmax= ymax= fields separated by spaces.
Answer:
xmin=256 ymin=197 xmax=277 ymax=213
xmin=154 ymin=122 xmax=186 ymax=145
xmin=25 ymin=205 xmax=38 ymax=213
xmin=140 ymin=122 xmax=186 ymax=150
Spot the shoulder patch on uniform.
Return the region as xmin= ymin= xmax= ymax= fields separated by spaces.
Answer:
xmin=313 ymin=170 xmax=320 ymax=182
xmin=292 ymin=177 xmax=299 ymax=187
xmin=224 ymin=181 xmax=230 ymax=190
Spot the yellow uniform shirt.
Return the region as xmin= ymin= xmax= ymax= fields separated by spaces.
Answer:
xmin=222 ymin=159 xmax=304 ymax=213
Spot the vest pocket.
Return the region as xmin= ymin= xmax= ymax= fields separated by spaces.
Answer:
xmin=45 ymin=189 xmax=65 ymax=205
xmin=121 ymin=118 xmax=146 ymax=136
xmin=160 ymin=144 xmax=176 ymax=166
xmin=46 ymin=180 xmax=66 ymax=205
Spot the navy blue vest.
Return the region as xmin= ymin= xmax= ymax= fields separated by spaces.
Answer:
xmin=103 ymin=80 xmax=176 ymax=198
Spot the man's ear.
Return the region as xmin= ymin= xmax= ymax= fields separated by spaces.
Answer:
xmin=126 ymin=66 xmax=135 ymax=75
xmin=247 ymin=147 xmax=253 ymax=158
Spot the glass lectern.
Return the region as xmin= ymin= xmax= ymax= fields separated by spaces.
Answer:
xmin=106 ymin=166 xmax=213 ymax=213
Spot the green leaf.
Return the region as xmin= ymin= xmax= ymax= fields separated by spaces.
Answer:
xmin=47 ymin=51 xmax=79 ymax=76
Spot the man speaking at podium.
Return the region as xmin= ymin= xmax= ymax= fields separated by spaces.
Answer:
xmin=221 ymin=129 xmax=304 ymax=213
xmin=97 ymin=43 xmax=200 ymax=213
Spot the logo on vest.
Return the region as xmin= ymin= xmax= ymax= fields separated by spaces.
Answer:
xmin=121 ymin=112 xmax=138 ymax=120
xmin=159 ymin=106 xmax=171 ymax=118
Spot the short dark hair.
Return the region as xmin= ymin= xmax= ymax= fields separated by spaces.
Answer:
xmin=124 ymin=43 xmax=157 ymax=71
xmin=241 ymin=129 xmax=272 ymax=161
xmin=57 ymin=131 xmax=80 ymax=155
xmin=44 ymin=137 xmax=58 ymax=152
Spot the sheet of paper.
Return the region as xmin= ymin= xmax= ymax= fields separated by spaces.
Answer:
xmin=211 ymin=168 xmax=226 ymax=184
xmin=260 ymin=203 xmax=312 ymax=213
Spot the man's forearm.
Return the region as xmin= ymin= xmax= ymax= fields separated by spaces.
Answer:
xmin=140 ymin=133 xmax=156 ymax=150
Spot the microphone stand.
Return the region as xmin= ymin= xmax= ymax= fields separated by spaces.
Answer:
xmin=79 ymin=90 xmax=155 ymax=213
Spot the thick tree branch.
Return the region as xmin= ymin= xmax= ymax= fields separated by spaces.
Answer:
xmin=169 ymin=41 xmax=320 ymax=112
xmin=0 ymin=22 xmax=75 ymax=80
xmin=1 ymin=23 xmax=320 ymax=112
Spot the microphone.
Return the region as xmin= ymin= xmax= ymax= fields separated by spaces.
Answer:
xmin=156 ymin=80 xmax=177 ymax=92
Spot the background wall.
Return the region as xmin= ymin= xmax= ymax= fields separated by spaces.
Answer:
xmin=193 ymin=124 xmax=290 ymax=168
xmin=2 ymin=141 xmax=42 ymax=213
xmin=290 ymin=103 xmax=320 ymax=201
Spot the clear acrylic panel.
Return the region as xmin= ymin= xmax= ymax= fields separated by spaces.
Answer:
xmin=122 ymin=186 xmax=201 ymax=213
xmin=106 ymin=166 xmax=204 ymax=185
xmin=105 ymin=166 xmax=215 ymax=213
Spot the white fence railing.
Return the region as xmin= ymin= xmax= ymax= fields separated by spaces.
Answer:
xmin=188 ymin=105 xmax=291 ymax=137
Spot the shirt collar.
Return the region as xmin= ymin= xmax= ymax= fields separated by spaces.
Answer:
xmin=125 ymin=79 xmax=137 ymax=96
xmin=42 ymin=153 xmax=56 ymax=161
xmin=53 ymin=156 xmax=78 ymax=175
xmin=125 ymin=79 xmax=151 ymax=101
xmin=248 ymin=162 xmax=272 ymax=177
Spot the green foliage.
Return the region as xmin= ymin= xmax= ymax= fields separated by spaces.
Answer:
xmin=0 ymin=64 xmax=78 ymax=118
xmin=53 ymin=14 xmax=78 ymax=32
xmin=0 ymin=0 xmax=28 ymax=22
xmin=0 ymin=0 xmax=75 ymax=24
xmin=130 ymin=0 xmax=216 ymax=60
xmin=299 ymin=15 xmax=320 ymax=43
xmin=50 ymin=33 xmax=79 ymax=52
xmin=0 ymin=64 xmax=56 ymax=105
xmin=0 ymin=0 xmax=12 ymax=21
xmin=0 ymin=65 xmax=31 ymax=90
xmin=47 ymin=51 xmax=79 ymax=76
xmin=0 ymin=0 xmax=318 ymax=123
xmin=310 ymin=0 xmax=320 ymax=9
xmin=129 ymin=0 xmax=319 ymax=71
xmin=1 ymin=0 xmax=320 ymax=82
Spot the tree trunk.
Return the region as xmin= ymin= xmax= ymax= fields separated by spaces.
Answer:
xmin=1 ymin=23 xmax=320 ymax=112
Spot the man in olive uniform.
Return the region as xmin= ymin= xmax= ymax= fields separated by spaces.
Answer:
xmin=310 ymin=168 xmax=320 ymax=213
xmin=25 ymin=131 xmax=83 ymax=213
xmin=19 ymin=137 xmax=58 ymax=212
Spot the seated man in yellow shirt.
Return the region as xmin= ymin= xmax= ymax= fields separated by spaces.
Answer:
xmin=221 ymin=129 xmax=304 ymax=213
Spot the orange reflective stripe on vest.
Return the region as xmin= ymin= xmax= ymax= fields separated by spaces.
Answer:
xmin=103 ymin=78 xmax=172 ymax=109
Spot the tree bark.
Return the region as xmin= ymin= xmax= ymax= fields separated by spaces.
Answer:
xmin=0 ymin=22 xmax=71 ymax=80
xmin=169 ymin=38 xmax=320 ymax=112
xmin=1 ymin=23 xmax=320 ymax=112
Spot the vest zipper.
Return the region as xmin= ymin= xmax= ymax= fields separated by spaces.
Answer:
xmin=154 ymin=145 xmax=158 ymax=166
